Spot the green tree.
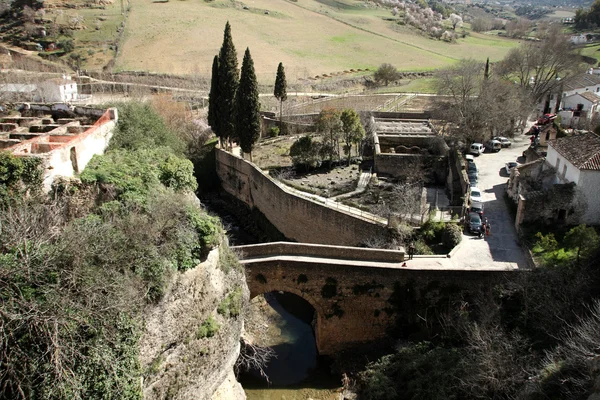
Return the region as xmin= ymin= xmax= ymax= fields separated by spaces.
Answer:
xmin=340 ymin=109 xmax=365 ymax=165
xmin=374 ymin=63 xmax=400 ymax=86
xmin=316 ymin=108 xmax=342 ymax=163
xmin=216 ymin=21 xmax=239 ymax=149
xmin=564 ymin=224 xmax=599 ymax=265
xmin=274 ymin=62 xmax=287 ymax=132
xmin=289 ymin=135 xmax=322 ymax=170
xmin=208 ymin=55 xmax=220 ymax=135
xmin=234 ymin=48 xmax=261 ymax=162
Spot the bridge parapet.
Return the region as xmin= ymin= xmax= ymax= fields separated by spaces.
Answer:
xmin=233 ymin=241 xmax=405 ymax=263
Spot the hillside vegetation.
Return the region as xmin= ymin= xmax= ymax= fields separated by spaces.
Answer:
xmin=0 ymin=102 xmax=233 ymax=399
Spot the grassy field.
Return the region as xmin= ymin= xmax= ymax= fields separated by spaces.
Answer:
xmin=580 ymin=43 xmax=600 ymax=65
xmin=115 ymin=0 xmax=519 ymax=81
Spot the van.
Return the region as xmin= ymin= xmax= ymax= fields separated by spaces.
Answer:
xmin=485 ymin=140 xmax=502 ymax=153
xmin=469 ymin=143 xmax=484 ymax=155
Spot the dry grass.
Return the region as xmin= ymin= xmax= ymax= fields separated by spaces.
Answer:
xmin=116 ymin=0 xmax=519 ymax=79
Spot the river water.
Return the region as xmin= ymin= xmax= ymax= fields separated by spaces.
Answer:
xmin=201 ymin=196 xmax=340 ymax=399
xmin=239 ymin=293 xmax=340 ymax=400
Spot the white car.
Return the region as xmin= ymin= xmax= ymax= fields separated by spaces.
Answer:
xmin=469 ymin=143 xmax=484 ymax=155
xmin=469 ymin=187 xmax=482 ymax=204
xmin=493 ymin=136 xmax=512 ymax=148
xmin=505 ymin=161 xmax=518 ymax=175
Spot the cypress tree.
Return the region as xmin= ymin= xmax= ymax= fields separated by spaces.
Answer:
xmin=208 ymin=55 xmax=220 ymax=139
xmin=235 ymin=48 xmax=261 ymax=162
xmin=217 ymin=21 xmax=239 ymax=149
xmin=274 ymin=62 xmax=287 ymax=132
xmin=484 ymin=57 xmax=490 ymax=81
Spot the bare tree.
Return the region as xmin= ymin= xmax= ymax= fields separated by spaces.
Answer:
xmin=497 ymin=25 xmax=584 ymax=106
xmin=434 ymin=59 xmax=532 ymax=143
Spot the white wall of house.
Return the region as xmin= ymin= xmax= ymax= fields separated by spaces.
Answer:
xmin=570 ymin=34 xmax=588 ymax=44
xmin=547 ymin=143 xmax=600 ymax=224
xmin=562 ymin=94 xmax=597 ymax=111
xmin=578 ymin=170 xmax=600 ymax=224
xmin=546 ymin=145 xmax=581 ymax=184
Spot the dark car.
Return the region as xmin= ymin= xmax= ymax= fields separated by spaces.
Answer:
xmin=537 ymin=113 xmax=556 ymax=125
xmin=466 ymin=212 xmax=483 ymax=234
xmin=470 ymin=203 xmax=484 ymax=218
xmin=468 ymin=171 xmax=478 ymax=186
xmin=467 ymin=162 xmax=478 ymax=173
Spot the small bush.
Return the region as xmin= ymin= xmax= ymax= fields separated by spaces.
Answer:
xmin=321 ymin=277 xmax=338 ymax=298
xmin=268 ymin=126 xmax=280 ymax=137
xmin=217 ymin=287 xmax=243 ymax=318
xmin=420 ymin=215 xmax=446 ymax=242
xmin=442 ymin=223 xmax=462 ymax=249
xmin=196 ymin=316 xmax=220 ymax=339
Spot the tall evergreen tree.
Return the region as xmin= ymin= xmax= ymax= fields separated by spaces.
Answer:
xmin=216 ymin=21 xmax=239 ymax=149
xmin=274 ymin=62 xmax=287 ymax=132
xmin=235 ymin=48 xmax=261 ymax=162
xmin=484 ymin=57 xmax=490 ymax=81
xmin=208 ymin=55 xmax=220 ymax=137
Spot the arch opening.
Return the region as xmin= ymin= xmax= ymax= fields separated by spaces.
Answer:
xmin=240 ymin=291 xmax=332 ymax=388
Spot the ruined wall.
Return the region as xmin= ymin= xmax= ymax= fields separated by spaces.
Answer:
xmin=42 ymin=118 xmax=116 ymax=191
xmin=216 ymin=149 xmax=389 ymax=246
xmin=244 ymin=258 xmax=514 ymax=354
xmin=141 ymin=246 xmax=247 ymax=400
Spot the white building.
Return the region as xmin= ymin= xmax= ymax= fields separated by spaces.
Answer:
xmin=570 ymin=34 xmax=588 ymax=45
xmin=546 ymin=132 xmax=600 ymax=224
xmin=561 ymin=73 xmax=600 ymax=98
xmin=559 ymin=91 xmax=600 ymax=127
xmin=38 ymin=77 xmax=78 ymax=102
xmin=0 ymin=76 xmax=78 ymax=103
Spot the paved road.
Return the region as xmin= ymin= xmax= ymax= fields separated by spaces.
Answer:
xmin=447 ymin=135 xmax=532 ymax=270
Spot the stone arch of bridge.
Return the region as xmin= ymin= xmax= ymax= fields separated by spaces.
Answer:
xmin=249 ymin=284 xmax=326 ymax=352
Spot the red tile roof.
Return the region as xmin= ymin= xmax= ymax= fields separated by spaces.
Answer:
xmin=549 ymin=132 xmax=600 ymax=171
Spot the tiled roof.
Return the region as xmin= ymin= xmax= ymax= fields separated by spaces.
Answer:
xmin=563 ymin=74 xmax=600 ymax=91
xmin=578 ymin=91 xmax=600 ymax=103
xmin=549 ymin=132 xmax=600 ymax=171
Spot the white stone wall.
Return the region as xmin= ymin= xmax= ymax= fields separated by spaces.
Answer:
xmin=42 ymin=119 xmax=116 ymax=191
xmin=546 ymin=145 xmax=581 ymax=184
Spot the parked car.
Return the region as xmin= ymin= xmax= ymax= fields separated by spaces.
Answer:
xmin=469 ymin=187 xmax=482 ymax=204
xmin=505 ymin=161 xmax=518 ymax=175
xmin=493 ymin=136 xmax=512 ymax=148
xmin=465 ymin=154 xmax=475 ymax=163
xmin=537 ymin=113 xmax=557 ymax=125
xmin=485 ymin=139 xmax=502 ymax=153
xmin=467 ymin=162 xmax=478 ymax=173
xmin=468 ymin=172 xmax=478 ymax=186
xmin=469 ymin=143 xmax=484 ymax=155
xmin=470 ymin=202 xmax=484 ymax=218
xmin=466 ymin=212 xmax=483 ymax=234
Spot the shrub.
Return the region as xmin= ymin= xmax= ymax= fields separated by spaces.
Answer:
xmin=268 ymin=126 xmax=280 ymax=137
xmin=290 ymin=135 xmax=322 ymax=170
xmin=217 ymin=287 xmax=243 ymax=318
xmin=420 ymin=216 xmax=445 ymax=242
xmin=442 ymin=223 xmax=462 ymax=249
xmin=196 ymin=316 xmax=220 ymax=339
xmin=321 ymin=277 xmax=338 ymax=298
xmin=109 ymin=102 xmax=185 ymax=155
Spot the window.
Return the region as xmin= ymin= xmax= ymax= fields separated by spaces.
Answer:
xmin=562 ymin=164 xmax=567 ymax=177
xmin=555 ymin=158 xmax=560 ymax=170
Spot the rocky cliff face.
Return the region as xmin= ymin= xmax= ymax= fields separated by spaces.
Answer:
xmin=140 ymin=245 xmax=248 ymax=400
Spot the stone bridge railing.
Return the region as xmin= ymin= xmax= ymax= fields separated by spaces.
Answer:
xmin=233 ymin=241 xmax=405 ymax=264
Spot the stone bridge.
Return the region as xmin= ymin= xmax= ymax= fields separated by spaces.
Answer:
xmin=234 ymin=242 xmax=514 ymax=355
